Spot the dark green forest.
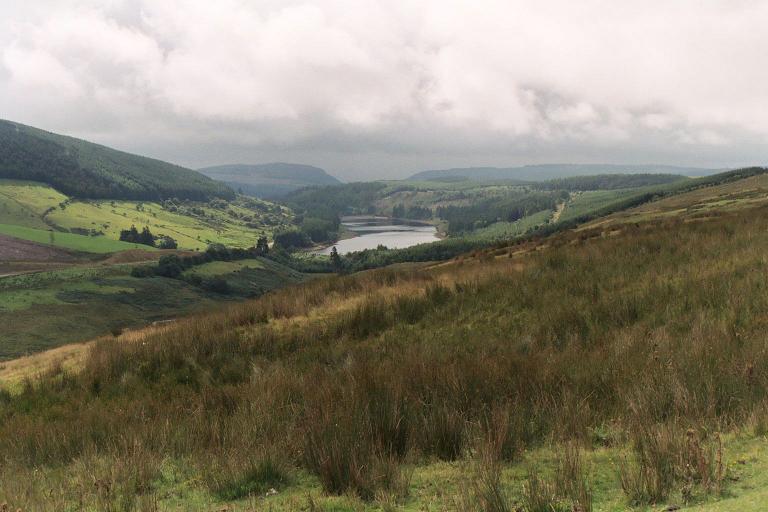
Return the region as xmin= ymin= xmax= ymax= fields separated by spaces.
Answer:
xmin=0 ymin=120 xmax=234 ymax=201
xmin=436 ymin=191 xmax=566 ymax=234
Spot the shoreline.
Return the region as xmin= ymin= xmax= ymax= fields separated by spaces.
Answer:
xmin=308 ymin=216 xmax=444 ymax=255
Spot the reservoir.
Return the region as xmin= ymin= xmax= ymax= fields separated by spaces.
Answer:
xmin=316 ymin=216 xmax=440 ymax=255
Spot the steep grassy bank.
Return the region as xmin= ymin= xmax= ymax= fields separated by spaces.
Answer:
xmin=2 ymin=196 xmax=768 ymax=509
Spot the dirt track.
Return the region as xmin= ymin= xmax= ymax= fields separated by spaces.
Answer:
xmin=0 ymin=234 xmax=79 ymax=262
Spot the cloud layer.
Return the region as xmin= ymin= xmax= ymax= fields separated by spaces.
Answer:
xmin=1 ymin=0 xmax=766 ymax=179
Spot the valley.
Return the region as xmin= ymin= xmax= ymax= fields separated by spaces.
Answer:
xmin=0 ymin=145 xmax=754 ymax=361
xmin=3 ymin=170 xmax=768 ymax=510
xmin=4 ymin=108 xmax=768 ymax=512
xmin=3 ymin=157 xmax=768 ymax=509
xmin=2 ymin=6 xmax=764 ymax=511
xmin=315 ymin=216 xmax=441 ymax=255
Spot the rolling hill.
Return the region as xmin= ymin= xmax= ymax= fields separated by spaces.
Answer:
xmin=409 ymin=163 xmax=721 ymax=182
xmin=199 ymin=162 xmax=342 ymax=198
xmin=0 ymin=179 xmax=293 ymax=251
xmin=4 ymin=168 xmax=768 ymax=509
xmin=0 ymin=120 xmax=234 ymax=201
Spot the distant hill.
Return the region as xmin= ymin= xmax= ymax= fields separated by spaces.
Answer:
xmin=0 ymin=120 xmax=234 ymax=201
xmin=409 ymin=164 xmax=722 ymax=182
xmin=534 ymin=173 xmax=688 ymax=191
xmin=199 ymin=163 xmax=342 ymax=198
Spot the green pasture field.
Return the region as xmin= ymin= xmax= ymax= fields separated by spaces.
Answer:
xmin=0 ymin=223 xmax=153 ymax=253
xmin=0 ymin=179 xmax=293 ymax=251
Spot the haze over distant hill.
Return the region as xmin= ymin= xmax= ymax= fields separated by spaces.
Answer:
xmin=199 ymin=163 xmax=342 ymax=198
xmin=409 ymin=164 xmax=722 ymax=182
xmin=0 ymin=120 xmax=234 ymax=201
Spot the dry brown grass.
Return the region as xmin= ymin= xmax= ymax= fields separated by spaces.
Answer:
xmin=0 ymin=341 xmax=88 ymax=391
xmin=3 ymin=193 xmax=768 ymax=507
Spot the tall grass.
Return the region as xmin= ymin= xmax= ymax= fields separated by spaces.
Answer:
xmin=521 ymin=446 xmax=592 ymax=512
xmin=1 ymin=205 xmax=767 ymax=506
xmin=619 ymin=424 xmax=725 ymax=505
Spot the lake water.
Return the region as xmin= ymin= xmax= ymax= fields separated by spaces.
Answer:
xmin=315 ymin=217 xmax=440 ymax=255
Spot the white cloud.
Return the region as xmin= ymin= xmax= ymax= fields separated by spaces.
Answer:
xmin=0 ymin=0 xmax=766 ymax=179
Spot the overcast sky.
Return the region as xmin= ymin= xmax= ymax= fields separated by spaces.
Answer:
xmin=0 ymin=1 xmax=766 ymax=180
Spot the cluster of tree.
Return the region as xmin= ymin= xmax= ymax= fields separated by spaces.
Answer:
xmin=436 ymin=191 xmax=566 ymax=234
xmin=273 ymin=229 xmax=312 ymax=250
xmin=339 ymin=237 xmax=488 ymax=272
xmin=119 ymin=225 xmax=177 ymax=249
xmin=279 ymin=183 xmax=388 ymax=244
xmin=270 ymin=214 xmax=342 ymax=249
xmin=131 ymin=238 xmax=270 ymax=282
xmin=119 ymin=225 xmax=155 ymax=246
xmin=0 ymin=121 xmax=234 ymax=201
xmin=264 ymin=245 xmax=337 ymax=273
xmin=406 ymin=205 xmax=432 ymax=219
xmin=532 ymin=173 xmax=687 ymax=191
xmin=283 ymin=182 xmax=385 ymax=220
xmin=392 ymin=204 xmax=432 ymax=220
xmin=296 ymin=216 xmax=340 ymax=244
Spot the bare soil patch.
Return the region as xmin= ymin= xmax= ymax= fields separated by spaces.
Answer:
xmin=0 ymin=234 xmax=79 ymax=262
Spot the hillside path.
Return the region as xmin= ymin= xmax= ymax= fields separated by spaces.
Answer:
xmin=552 ymin=201 xmax=566 ymax=223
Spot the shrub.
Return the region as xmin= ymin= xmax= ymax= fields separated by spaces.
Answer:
xmin=156 ymin=236 xmax=178 ymax=249
xmin=202 ymin=277 xmax=230 ymax=294
xmin=119 ymin=225 xmax=155 ymax=247
xmin=130 ymin=265 xmax=155 ymax=278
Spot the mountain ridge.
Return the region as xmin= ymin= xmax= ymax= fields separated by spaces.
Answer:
xmin=409 ymin=163 xmax=723 ymax=182
xmin=200 ymin=162 xmax=342 ymax=198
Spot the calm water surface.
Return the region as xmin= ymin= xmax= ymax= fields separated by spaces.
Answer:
xmin=316 ymin=217 xmax=440 ymax=255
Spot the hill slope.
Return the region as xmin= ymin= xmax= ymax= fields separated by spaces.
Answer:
xmin=409 ymin=163 xmax=720 ymax=182
xmin=199 ymin=162 xmax=341 ymax=198
xmin=0 ymin=179 xmax=293 ymax=252
xmin=4 ymin=181 xmax=768 ymax=508
xmin=0 ymin=120 xmax=234 ymax=201
xmin=0 ymin=255 xmax=308 ymax=359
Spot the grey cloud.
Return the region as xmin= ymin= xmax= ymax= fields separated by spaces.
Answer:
xmin=0 ymin=0 xmax=766 ymax=181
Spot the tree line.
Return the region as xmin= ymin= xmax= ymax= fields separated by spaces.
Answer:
xmin=436 ymin=191 xmax=566 ymax=234
xmin=532 ymin=173 xmax=686 ymax=191
xmin=119 ymin=225 xmax=177 ymax=249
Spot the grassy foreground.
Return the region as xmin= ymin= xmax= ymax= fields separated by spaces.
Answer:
xmin=3 ymin=196 xmax=768 ymax=509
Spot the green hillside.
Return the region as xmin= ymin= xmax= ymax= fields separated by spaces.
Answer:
xmin=200 ymin=162 xmax=342 ymax=198
xmin=0 ymin=120 xmax=234 ymax=201
xmin=0 ymin=179 xmax=293 ymax=251
xmin=0 ymin=223 xmax=155 ymax=254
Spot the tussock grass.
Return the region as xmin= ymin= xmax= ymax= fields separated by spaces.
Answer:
xmin=2 ymin=203 xmax=768 ymax=507
xmin=620 ymin=424 xmax=725 ymax=505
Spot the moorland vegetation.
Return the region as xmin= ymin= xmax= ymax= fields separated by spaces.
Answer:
xmin=3 ymin=188 xmax=768 ymax=509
